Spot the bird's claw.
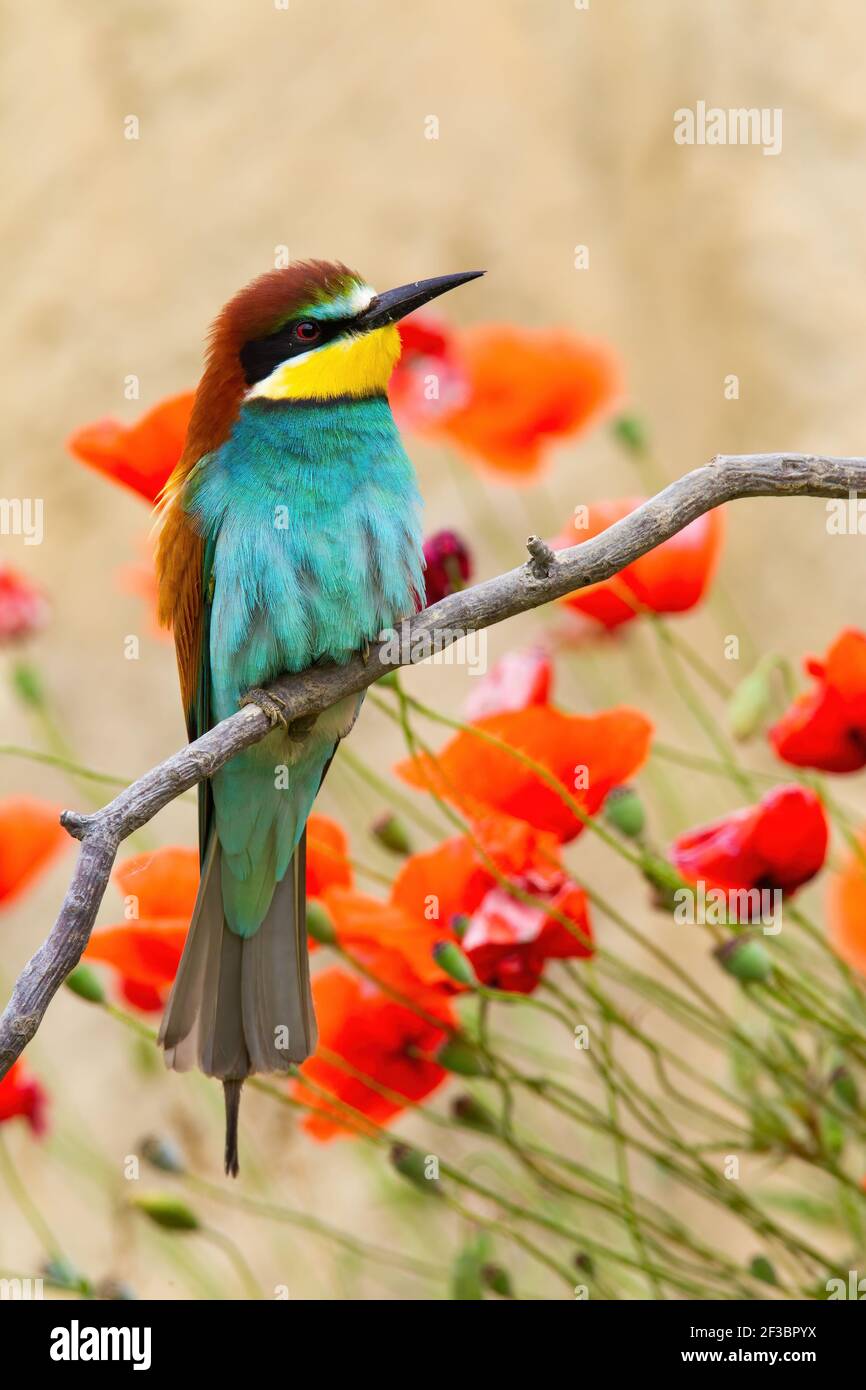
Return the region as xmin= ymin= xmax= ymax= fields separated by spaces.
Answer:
xmin=360 ymin=640 xmax=370 ymax=667
xmin=287 ymin=713 xmax=318 ymax=739
xmin=239 ymin=687 xmax=291 ymax=731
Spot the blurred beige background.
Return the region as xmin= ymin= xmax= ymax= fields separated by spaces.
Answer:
xmin=2 ymin=0 xmax=866 ymax=1298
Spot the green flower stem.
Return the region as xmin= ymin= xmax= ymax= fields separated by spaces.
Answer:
xmin=651 ymin=617 xmax=755 ymax=799
xmin=282 ymin=1064 xmax=728 ymax=1296
xmin=553 ymin=966 xmax=755 ymax=1136
xmin=348 ymin=1033 xmax=769 ymax=1294
xmin=0 ymin=743 xmax=131 ymax=789
xmin=495 ymin=1055 xmax=827 ymax=1285
xmin=653 ymin=619 xmax=734 ymax=699
xmin=594 ymin=983 xmax=664 ymax=1299
xmin=186 ymin=1176 xmax=448 ymax=1282
xmin=197 ymin=1225 xmax=263 ymax=1300
xmin=322 ymin=1039 xmax=748 ymax=1291
xmin=0 ymin=1132 xmax=65 ymax=1262
xmin=337 ymin=743 xmax=450 ymax=840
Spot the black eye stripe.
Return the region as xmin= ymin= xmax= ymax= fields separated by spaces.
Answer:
xmin=239 ymin=316 xmax=353 ymax=387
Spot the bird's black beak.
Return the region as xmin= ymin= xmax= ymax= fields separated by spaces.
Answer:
xmin=354 ymin=270 xmax=484 ymax=332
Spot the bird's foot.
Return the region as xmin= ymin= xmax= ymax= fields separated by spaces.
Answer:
xmin=287 ymin=713 xmax=318 ymax=740
xmin=360 ymin=639 xmax=371 ymax=667
xmin=239 ymin=686 xmax=291 ymax=731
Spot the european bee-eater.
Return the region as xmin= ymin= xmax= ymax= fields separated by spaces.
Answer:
xmin=154 ymin=260 xmax=482 ymax=1174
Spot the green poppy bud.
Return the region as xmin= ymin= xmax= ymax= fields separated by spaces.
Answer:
xmin=11 ymin=660 xmax=45 ymax=709
xmin=727 ymin=658 xmax=775 ymax=741
xmin=830 ymin=1064 xmax=858 ymax=1109
xmin=640 ymin=854 xmax=686 ymax=910
xmin=371 ymin=812 xmax=412 ymax=856
xmin=715 ymin=936 xmax=772 ymax=983
xmin=389 ymin=1143 xmax=442 ymax=1195
xmin=451 ymin=1234 xmax=490 ymax=1300
xmin=604 ymin=785 xmax=646 ymax=839
xmin=43 ymin=1257 xmax=91 ymax=1294
xmin=305 ymin=898 xmax=336 ymax=945
xmin=433 ymin=940 xmax=478 ymax=987
xmin=435 ymin=1037 xmax=489 ymax=1076
xmin=482 ymin=1263 xmax=515 ymax=1298
xmin=749 ymin=1255 xmax=777 ymax=1286
xmin=65 ymin=964 xmax=106 ymax=1005
xmin=140 ymin=1134 xmax=187 ymax=1175
xmin=132 ymin=1192 xmax=200 ymax=1232
xmin=611 ymin=414 xmax=648 ymax=455
xmin=451 ymin=1094 xmax=499 ymax=1135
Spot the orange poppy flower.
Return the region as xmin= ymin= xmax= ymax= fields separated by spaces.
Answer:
xmin=293 ymin=968 xmax=453 ymax=1140
xmin=0 ymin=798 xmax=66 ymax=908
xmin=322 ymin=886 xmax=446 ymax=1001
xmin=556 ymin=498 xmax=725 ymax=629
xmin=392 ymin=813 xmax=592 ymax=993
xmin=0 ymin=1059 xmax=48 ymax=1135
xmin=86 ymin=846 xmax=198 ymax=1012
xmin=307 ymin=814 xmax=353 ymax=897
xmin=432 ymin=324 xmax=623 ymax=478
xmin=396 ymin=704 xmax=652 ymax=841
xmin=389 ymin=317 xmax=471 ymax=431
xmin=828 ymin=829 xmax=866 ymax=974
xmin=769 ymin=629 xmax=866 ymax=772
xmin=68 ymin=392 xmax=194 ymax=504
xmin=321 ymin=815 xmax=591 ymax=1000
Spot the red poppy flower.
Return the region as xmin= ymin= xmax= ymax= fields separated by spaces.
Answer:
xmin=769 ymin=629 xmax=866 ymax=772
xmin=389 ymin=317 xmax=471 ymax=431
xmin=396 ymin=704 xmax=652 ymax=841
xmin=827 ymin=830 xmax=866 ymax=975
xmin=391 ymin=813 xmax=592 ymax=993
xmin=672 ymin=786 xmax=828 ymax=899
xmin=0 ymin=798 xmax=66 ymax=908
xmin=307 ymin=814 xmax=353 ymax=897
xmin=556 ymin=498 xmax=725 ymax=630
xmin=0 ymin=569 xmax=49 ymax=643
xmin=293 ymin=968 xmax=453 ymax=1140
xmin=85 ymin=847 xmax=198 ymax=1012
xmin=68 ymin=392 xmax=194 ymax=504
xmin=431 ymin=325 xmax=623 ymax=478
xmin=462 ymin=879 xmax=592 ymax=993
xmin=423 ymin=529 xmax=472 ymax=605
xmin=0 ymin=1059 xmax=48 ymax=1136
xmin=464 ymin=646 xmax=553 ymax=721
xmin=321 ymin=887 xmax=446 ymax=1002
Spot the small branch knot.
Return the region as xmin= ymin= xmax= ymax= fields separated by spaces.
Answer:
xmin=60 ymin=809 xmax=95 ymax=842
xmin=525 ymin=535 xmax=557 ymax=580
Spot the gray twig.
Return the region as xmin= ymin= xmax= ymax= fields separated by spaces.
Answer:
xmin=1 ymin=452 xmax=862 ymax=1075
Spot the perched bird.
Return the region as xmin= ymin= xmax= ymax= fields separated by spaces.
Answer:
xmin=154 ymin=260 xmax=482 ymax=1174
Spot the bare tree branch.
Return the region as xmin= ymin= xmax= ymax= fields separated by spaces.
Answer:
xmin=1 ymin=452 xmax=863 ymax=1076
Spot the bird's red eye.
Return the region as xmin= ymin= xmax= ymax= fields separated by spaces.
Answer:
xmin=294 ymin=320 xmax=320 ymax=343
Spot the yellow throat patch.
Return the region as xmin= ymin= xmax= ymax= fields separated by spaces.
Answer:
xmin=247 ymin=324 xmax=402 ymax=402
